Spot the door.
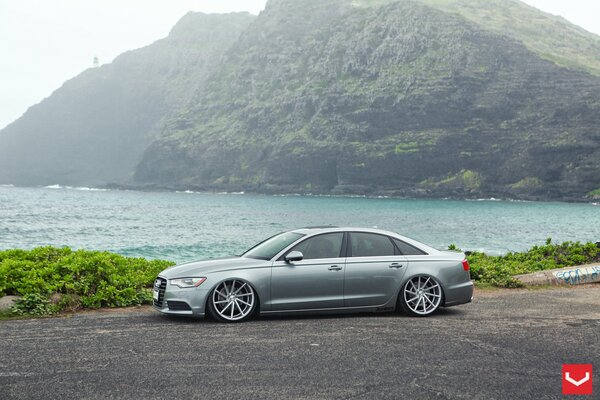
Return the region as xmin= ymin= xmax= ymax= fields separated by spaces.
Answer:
xmin=270 ymin=232 xmax=345 ymax=311
xmin=344 ymin=232 xmax=408 ymax=307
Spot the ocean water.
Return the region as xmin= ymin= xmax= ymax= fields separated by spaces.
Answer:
xmin=0 ymin=185 xmax=599 ymax=263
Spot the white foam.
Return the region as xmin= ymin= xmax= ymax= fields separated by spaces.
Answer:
xmin=73 ymin=187 xmax=108 ymax=191
xmin=43 ymin=184 xmax=107 ymax=191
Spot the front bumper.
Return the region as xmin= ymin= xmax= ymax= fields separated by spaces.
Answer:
xmin=152 ymin=276 xmax=209 ymax=316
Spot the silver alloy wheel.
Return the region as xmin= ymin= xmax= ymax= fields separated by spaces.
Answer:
xmin=403 ymin=275 xmax=442 ymax=315
xmin=211 ymin=280 xmax=255 ymax=321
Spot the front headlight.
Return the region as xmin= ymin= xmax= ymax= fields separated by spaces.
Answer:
xmin=170 ymin=277 xmax=207 ymax=288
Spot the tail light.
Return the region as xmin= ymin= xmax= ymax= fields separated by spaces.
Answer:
xmin=462 ymin=259 xmax=470 ymax=271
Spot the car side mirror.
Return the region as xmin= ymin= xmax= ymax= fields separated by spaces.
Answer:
xmin=285 ymin=251 xmax=303 ymax=263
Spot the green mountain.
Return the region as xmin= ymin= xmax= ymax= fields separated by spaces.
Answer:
xmin=1 ymin=0 xmax=599 ymax=200
xmin=0 ymin=12 xmax=255 ymax=185
xmin=355 ymin=0 xmax=600 ymax=75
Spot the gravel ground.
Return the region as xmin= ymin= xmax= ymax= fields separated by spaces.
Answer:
xmin=1 ymin=285 xmax=599 ymax=399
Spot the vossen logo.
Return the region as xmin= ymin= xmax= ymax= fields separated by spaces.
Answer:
xmin=562 ymin=364 xmax=593 ymax=395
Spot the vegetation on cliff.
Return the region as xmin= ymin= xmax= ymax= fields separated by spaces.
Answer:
xmin=421 ymin=0 xmax=600 ymax=76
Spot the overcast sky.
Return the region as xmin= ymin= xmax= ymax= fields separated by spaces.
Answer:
xmin=0 ymin=0 xmax=598 ymax=130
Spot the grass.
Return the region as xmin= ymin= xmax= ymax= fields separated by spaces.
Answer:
xmin=422 ymin=169 xmax=483 ymax=190
xmin=0 ymin=308 xmax=23 ymax=321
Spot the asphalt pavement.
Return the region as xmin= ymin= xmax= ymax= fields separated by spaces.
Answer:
xmin=1 ymin=285 xmax=599 ymax=399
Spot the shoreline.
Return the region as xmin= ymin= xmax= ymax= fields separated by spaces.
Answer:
xmin=1 ymin=182 xmax=597 ymax=204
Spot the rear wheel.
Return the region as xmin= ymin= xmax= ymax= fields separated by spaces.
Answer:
xmin=207 ymin=280 xmax=257 ymax=322
xmin=399 ymin=275 xmax=442 ymax=317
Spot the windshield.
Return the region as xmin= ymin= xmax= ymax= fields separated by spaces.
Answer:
xmin=242 ymin=232 xmax=304 ymax=260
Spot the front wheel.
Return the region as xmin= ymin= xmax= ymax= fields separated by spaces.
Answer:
xmin=207 ymin=280 xmax=257 ymax=322
xmin=399 ymin=275 xmax=443 ymax=317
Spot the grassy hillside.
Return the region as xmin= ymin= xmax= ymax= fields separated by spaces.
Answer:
xmin=355 ymin=0 xmax=600 ymax=75
xmin=421 ymin=0 xmax=600 ymax=76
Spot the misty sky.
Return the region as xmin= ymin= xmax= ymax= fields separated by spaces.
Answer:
xmin=1 ymin=0 xmax=599 ymax=130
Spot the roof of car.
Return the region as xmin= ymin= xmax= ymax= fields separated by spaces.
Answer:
xmin=292 ymin=226 xmax=398 ymax=236
xmin=289 ymin=226 xmax=440 ymax=254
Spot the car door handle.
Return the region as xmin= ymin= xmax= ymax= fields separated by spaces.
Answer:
xmin=328 ymin=265 xmax=343 ymax=271
xmin=389 ymin=263 xmax=404 ymax=269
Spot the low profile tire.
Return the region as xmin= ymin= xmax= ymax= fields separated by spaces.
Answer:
xmin=207 ymin=279 xmax=257 ymax=323
xmin=398 ymin=275 xmax=443 ymax=317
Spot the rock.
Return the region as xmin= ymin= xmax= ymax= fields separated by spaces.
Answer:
xmin=0 ymin=295 xmax=21 ymax=311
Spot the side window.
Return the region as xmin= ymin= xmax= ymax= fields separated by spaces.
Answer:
xmin=290 ymin=233 xmax=344 ymax=260
xmin=350 ymin=233 xmax=395 ymax=257
xmin=393 ymin=238 xmax=427 ymax=255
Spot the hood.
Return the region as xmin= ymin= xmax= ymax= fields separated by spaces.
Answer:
xmin=159 ymin=256 xmax=268 ymax=279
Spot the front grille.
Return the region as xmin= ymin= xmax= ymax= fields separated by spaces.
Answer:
xmin=153 ymin=277 xmax=167 ymax=307
xmin=167 ymin=301 xmax=192 ymax=311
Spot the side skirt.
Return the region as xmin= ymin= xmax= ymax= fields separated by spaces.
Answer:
xmin=260 ymin=304 xmax=393 ymax=316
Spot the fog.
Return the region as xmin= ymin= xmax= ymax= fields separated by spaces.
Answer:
xmin=0 ymin=0 xmax=598 ymax=130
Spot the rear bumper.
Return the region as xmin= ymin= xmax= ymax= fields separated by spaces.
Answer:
xmin=443 ymin=280 xmax=474 ymax=307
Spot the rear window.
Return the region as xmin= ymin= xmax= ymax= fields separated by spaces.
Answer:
xmin=393 ymin=238 xmax=427 ymax=255
xmin=350 ymin=232 xmax=396 ymax=257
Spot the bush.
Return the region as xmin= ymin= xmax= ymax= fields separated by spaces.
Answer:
xmin=0 ymin=246 xmax=175 ymax=314
xmin=458 ymin=239 xmax=600 ymax=288
xmin=11 ymin=293 xmax=57 ymax=316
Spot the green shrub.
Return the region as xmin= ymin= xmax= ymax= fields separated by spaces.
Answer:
xmin=0 ymin=246 xmax=175 ymax=314
xmin=11 ymin=293 xmax=57 ymax=316
xmin=457 ymin=239 xmax=600 ymax=288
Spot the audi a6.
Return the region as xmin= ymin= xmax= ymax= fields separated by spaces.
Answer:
xmin=152 ymin=227 xmax=473 ymax=322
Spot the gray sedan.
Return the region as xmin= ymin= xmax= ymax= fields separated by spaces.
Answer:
xmin=152 ymin=227 xmax=473 ymax=322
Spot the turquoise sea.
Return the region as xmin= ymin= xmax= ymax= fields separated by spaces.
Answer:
xmin=0 ymin=185 xmax=599 ymax=263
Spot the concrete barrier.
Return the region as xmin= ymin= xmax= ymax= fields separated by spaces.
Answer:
xmin=515 ymin=264 xmax=600 ymax=286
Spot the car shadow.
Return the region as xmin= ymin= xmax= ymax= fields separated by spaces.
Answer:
xmin=257 ymin=306 xmax=465 ymax=322
xmin=153 ymin=305 xmax=466 ymax=325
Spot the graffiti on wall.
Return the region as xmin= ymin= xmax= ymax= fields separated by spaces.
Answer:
xmin=554 ymin=266 xmax=600 ymax=285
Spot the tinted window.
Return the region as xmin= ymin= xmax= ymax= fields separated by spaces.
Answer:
xmin=350 ymin=233 xmax=395 ymax=257
xmin=243 ymin=232 xmax=304 ymax=260
xmin=290 ymin=233 xmax=344 ymax=260
xmin=393 ymin=238 xmax=427 ymax=255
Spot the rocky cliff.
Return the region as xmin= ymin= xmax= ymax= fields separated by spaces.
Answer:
xmin=135 ymin=0 xmax=600 ymax=200
xmin=1 ymin=0 xmax=599 ymax=200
